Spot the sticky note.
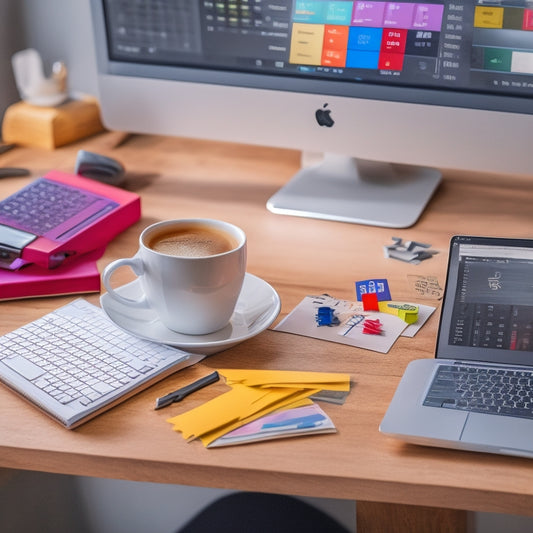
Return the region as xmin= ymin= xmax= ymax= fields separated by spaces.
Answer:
xmin=355 ymin=279 xmax=391 ymax=301
xmin=362 ymin=292 xmax=379 ymax=311
xmin=218 ymin=369 xmax=351 ymax=391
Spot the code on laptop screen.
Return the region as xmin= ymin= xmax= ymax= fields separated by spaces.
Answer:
xmin=449 ymin=243 xmax=533 ymax=352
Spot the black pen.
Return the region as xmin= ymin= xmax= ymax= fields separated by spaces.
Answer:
xmin=0 ymin=143 xmax=16 ymax=155
xmin=0 ymin=168 xmax=30 ymax=178
xmin=155 ymin=371 xmax=220 ymax=410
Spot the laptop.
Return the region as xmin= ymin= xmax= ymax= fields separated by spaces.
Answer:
xmin=380 ymin=235 xmax=533 ymax=459
xmin=0 ymin=170 xmax=140 ymax=270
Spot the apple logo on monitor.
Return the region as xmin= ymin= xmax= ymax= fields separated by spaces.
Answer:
xmin=315 ymin=103 xmax=334 ymax=127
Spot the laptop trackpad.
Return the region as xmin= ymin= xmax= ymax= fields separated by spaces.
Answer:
xmin=462 ymin=413 xmax=533 ymax=455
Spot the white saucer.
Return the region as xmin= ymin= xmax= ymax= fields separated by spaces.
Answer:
xmin=100 ymin=273 xmax=281 ymax=355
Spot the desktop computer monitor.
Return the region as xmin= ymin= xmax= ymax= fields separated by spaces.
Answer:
xmin=89 ymin=0 xmax=533 ymax=227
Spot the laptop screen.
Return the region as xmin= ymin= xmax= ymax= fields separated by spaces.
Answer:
xmin=436 ymin=236 xmax=533 ymax=366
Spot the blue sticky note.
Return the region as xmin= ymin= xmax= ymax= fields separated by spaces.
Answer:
xmin=355 ymin=279 xmax=391 ymax=302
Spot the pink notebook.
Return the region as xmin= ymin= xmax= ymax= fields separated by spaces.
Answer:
xmin=0 ymin=248 xmax=105 ymax=300
xmin=0 ymin=170 xmax=141 ymax=270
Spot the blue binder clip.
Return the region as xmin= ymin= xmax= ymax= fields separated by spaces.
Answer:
xmin=315 ymin=306 xmax=340 ymax=327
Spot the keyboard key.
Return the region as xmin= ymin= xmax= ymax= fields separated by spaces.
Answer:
xmin=3 ymin=356 xmax=45 ymax=380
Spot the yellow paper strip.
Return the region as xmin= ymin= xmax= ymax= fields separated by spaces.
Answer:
xmin=219 ymin=369 xmax=350 ymax=391
xmin=166 ymin=384 xmax=261 ymax=439
xmin=255 ymin=382 xmax=349 ymax=391
xmin=242 ymin=387 xmax=307 ymax=419
xmin=167 ymin=385 xmax=315 ymax=441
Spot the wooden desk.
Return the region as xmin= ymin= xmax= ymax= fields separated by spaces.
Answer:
xmin=1 ymin=132 xmax=533 ymax=532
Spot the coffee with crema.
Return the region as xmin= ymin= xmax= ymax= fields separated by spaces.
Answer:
xmin=104 ymin=218 xmax=246 ymax=335
xmin=147 ymin=224 xmax=238 ymax=257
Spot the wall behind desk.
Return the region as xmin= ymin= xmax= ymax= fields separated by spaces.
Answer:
xmin=18 ymin=0 xmax=98 ymax=98
xmin=0 ymin=1 xmax=25 ymax=123
xmin=0 ymin=0 xmax=98 ymax=123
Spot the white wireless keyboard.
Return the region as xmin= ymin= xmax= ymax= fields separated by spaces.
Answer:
xmin=0 ymin=299 xmax=203 ymax=428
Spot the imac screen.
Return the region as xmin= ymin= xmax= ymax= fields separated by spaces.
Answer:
xmin=91 ymin=0 xmax=533 ymax=227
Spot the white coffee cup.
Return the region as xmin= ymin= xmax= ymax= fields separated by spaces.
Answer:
xmin=102 ymin=219 xmax=247 ymax=335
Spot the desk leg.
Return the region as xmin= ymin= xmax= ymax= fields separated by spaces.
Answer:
xmin=356 ymin=501 xmax=467 ymax=533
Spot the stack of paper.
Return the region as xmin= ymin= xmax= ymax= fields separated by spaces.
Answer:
xmin=166 ymin=369 xmax=351 ymax=447
xmin=208 ymin=403 xmax=335 ymax=447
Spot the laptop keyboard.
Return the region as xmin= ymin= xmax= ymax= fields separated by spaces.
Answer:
xmin=424 ymin=364 xmax=533 ymax=420
xmin=0 ymin=178 xmax=117 ymax=239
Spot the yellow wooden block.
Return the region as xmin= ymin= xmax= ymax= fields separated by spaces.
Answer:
xmin=1 ymin=98 xmax=105 ymax=149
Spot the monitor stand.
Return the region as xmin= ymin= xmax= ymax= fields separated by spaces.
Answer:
xmin=266 ymin=153 xmax=442 ymax=228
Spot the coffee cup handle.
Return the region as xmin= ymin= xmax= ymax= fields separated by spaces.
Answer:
xmin=102 ymin=257 xmax=150 ymax=309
